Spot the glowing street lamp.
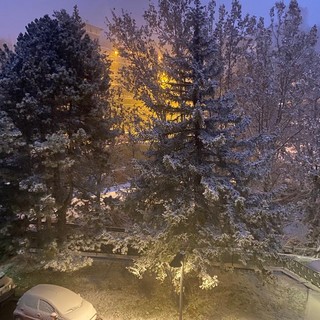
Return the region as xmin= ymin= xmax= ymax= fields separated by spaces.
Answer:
xmin=170 ymin=251 xmax=185 ymax=320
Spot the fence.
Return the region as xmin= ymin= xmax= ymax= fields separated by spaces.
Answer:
xmin=219 ymin=251 xmax=320 ymax=289
xmin=274 ymin=254 xmax=320 ymax=289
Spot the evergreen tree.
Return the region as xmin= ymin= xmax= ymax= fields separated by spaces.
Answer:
xmin=0 ymin=7 xmax=115 ymax=251
xmin=106 ymin=0 xmax=282 ymax=289
xmin=0 ymin=111 xmax=28 ymax=255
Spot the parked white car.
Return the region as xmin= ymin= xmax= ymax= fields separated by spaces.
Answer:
xmin=13 ymin=284 xmax=97 ymax=320
xmin=0 ymin=271 xmax=16 ymax=304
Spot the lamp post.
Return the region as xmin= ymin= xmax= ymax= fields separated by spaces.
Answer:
xmin=170 ymin=251 xmax=185 ymax=320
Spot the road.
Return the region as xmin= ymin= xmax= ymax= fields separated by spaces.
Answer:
xmin=305 ymin=290 xmax=320 ymax=320
xmin=1 ymin=298 xmax=17 ymax=320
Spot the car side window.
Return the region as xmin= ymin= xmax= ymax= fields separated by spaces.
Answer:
xmin=39 ymin=299 xmax=55 ymax=314
xmin=24 ymin=295 xmax=38 ymax=309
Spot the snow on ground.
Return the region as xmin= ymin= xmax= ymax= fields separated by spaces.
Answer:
xmin=2 ymin=258 xmax=310 ymax=320
xmin=102 ymin=183 xmax=131 ymax=199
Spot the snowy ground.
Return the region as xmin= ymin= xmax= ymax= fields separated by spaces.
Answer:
xmin=2 ymin=207 xmax=318 ymax=320
xmin=2 ymin=258 xmax=310 ymax=320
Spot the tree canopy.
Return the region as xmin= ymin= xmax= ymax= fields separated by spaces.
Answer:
xmin=0 ymin=7 xmax=116 ymax=256
xmin=105 ymin=0 xmax=285 ymax=289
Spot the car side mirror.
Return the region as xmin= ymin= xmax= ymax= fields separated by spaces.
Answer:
xmin=50 ymin=312 xmax=58 ymax=320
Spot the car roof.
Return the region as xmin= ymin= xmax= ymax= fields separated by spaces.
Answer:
xmin=24 ymin=284 xmax=83 ymax=314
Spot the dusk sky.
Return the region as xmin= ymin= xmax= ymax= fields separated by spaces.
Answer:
xmin=1 ymin=0 xmax=320 ymax=44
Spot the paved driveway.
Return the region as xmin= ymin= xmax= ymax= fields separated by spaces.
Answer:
xmin=305 ymin=290 xmax=320 ymax=320
xmin=0 ymin=298 xmax=16 ymax=320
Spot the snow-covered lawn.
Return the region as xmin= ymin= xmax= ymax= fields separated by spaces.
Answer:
xmin=3 ymin=258 xmax=308 ymax=320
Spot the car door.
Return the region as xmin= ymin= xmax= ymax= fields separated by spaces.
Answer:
xmin=20 ymin=294 xmax=39 ymax=320
xmin=38 ymin=299 xmax=57 ymax=320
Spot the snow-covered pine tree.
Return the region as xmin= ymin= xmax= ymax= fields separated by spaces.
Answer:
xmin=0 ymin=7 xmax=115 ymax=251
xmin=106 ymin=0 xmax=282 ymax=289
xmin=0 ymin=110 xmax=27 ymax=255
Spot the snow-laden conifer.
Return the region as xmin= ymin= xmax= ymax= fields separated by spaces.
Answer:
xmin=0 ymin=7 xmax=116 ymax=256
xmin=106 ymin=0 xmax=282 ymax=289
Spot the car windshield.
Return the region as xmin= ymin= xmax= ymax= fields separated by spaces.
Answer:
xmin=64 ymin=299 xmax=83 ymax=314
xmin=0 ymin=273 xmax=7 ymax=287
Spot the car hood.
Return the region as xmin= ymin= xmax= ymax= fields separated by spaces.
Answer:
xmin=63 ymin=299 xmax=97 ymax=320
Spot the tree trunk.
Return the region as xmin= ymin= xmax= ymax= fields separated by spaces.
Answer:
xmin=56 ymin=184 xmax=73 ymax=244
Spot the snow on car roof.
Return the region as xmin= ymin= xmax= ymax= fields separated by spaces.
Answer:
xmin=24 ymin=284 xmax=83 ymax=314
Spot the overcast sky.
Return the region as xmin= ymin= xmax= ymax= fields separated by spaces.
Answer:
xmin=1 ymin=0 xmax=319 ymax=43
